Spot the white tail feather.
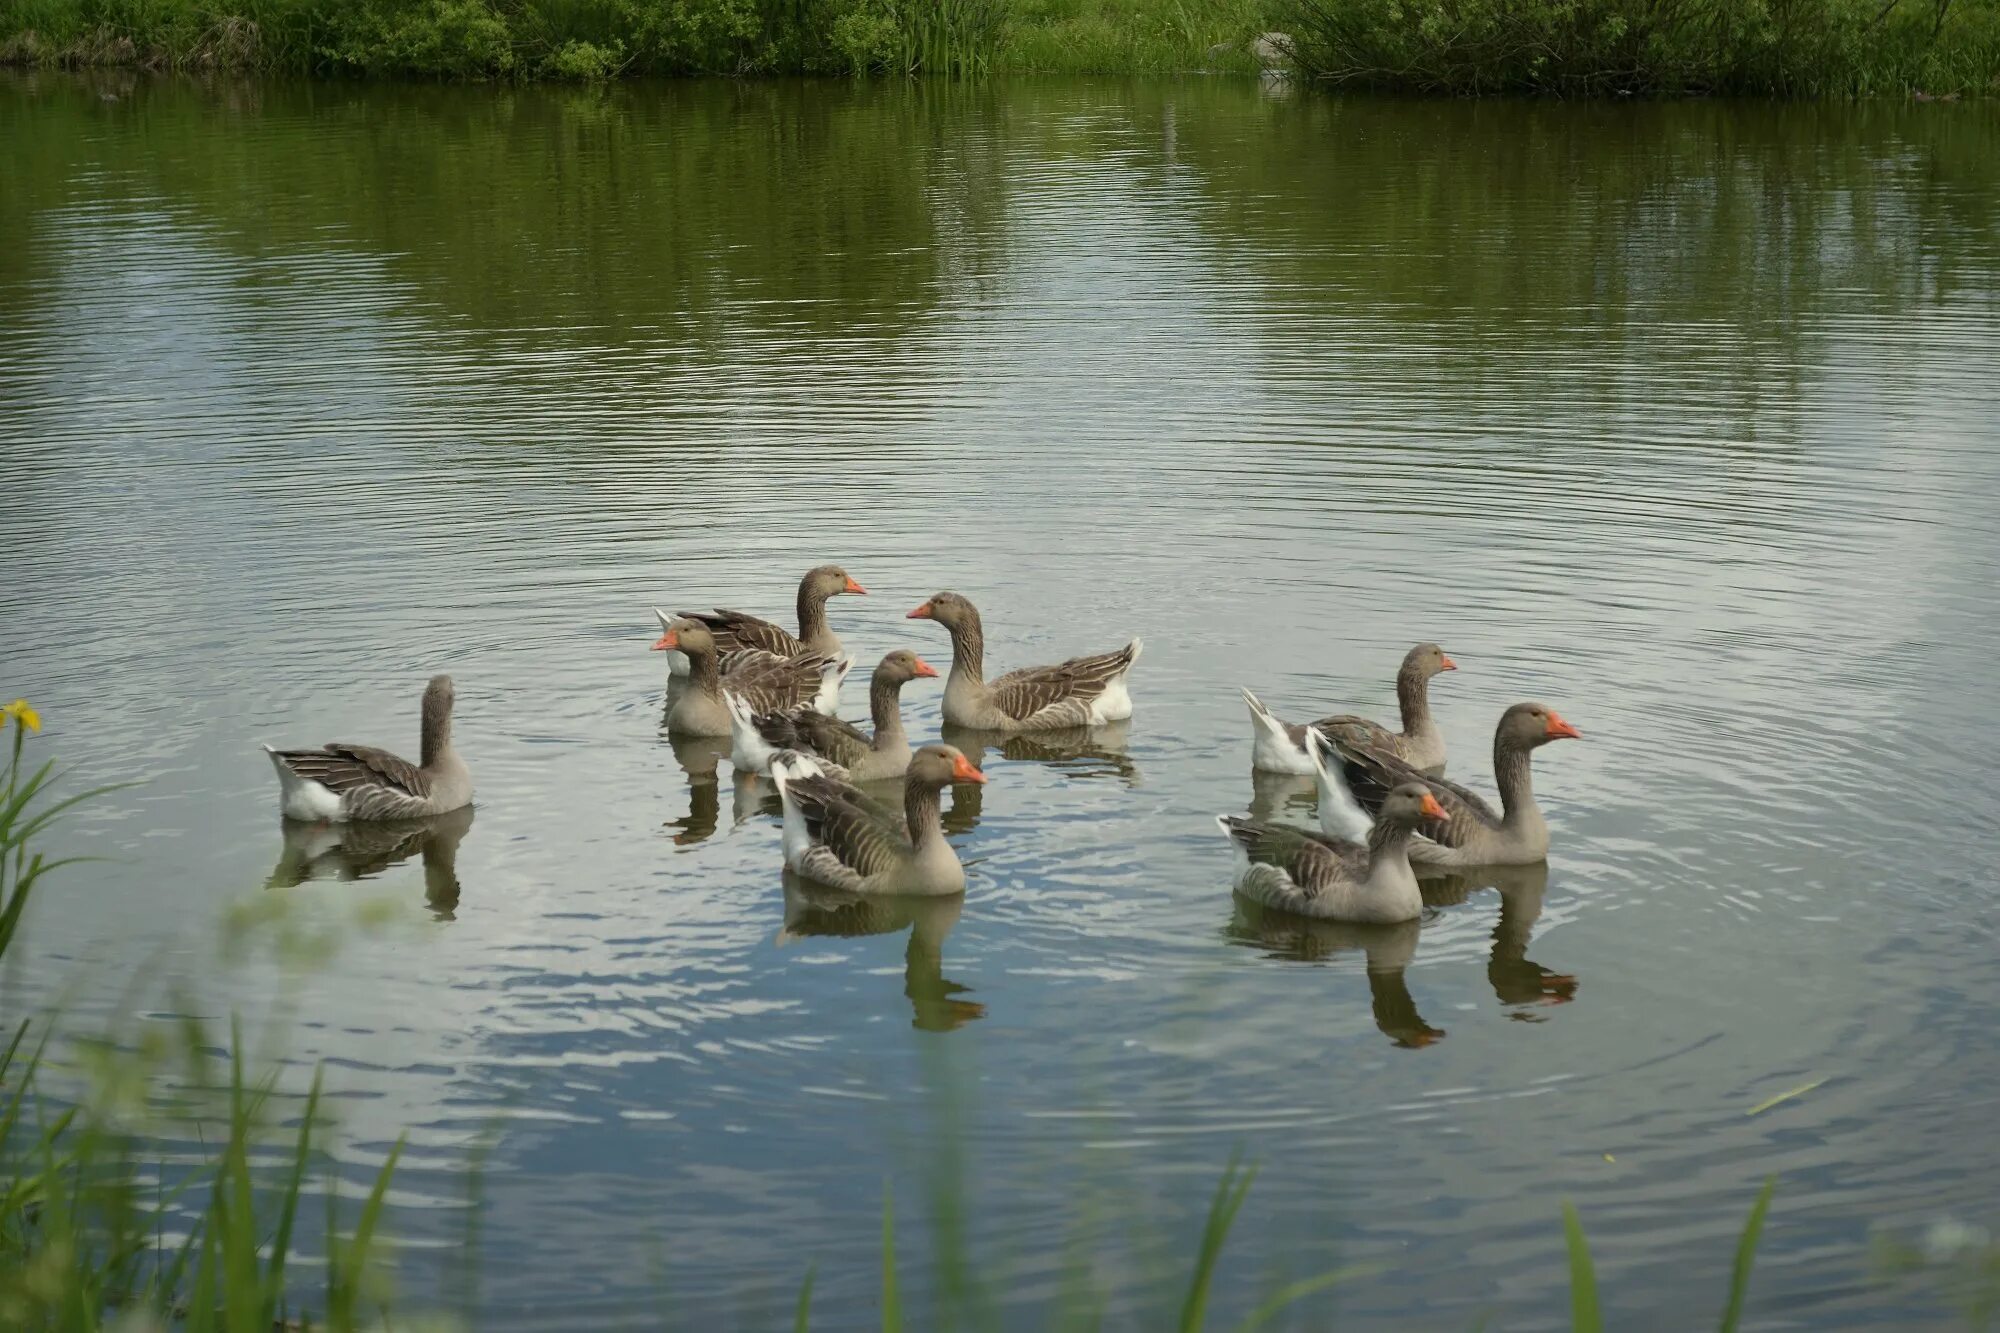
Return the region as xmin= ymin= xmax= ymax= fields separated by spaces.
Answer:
xmin=811 ymin=656 xmax=854 ymax=716
xmin=1243 ymin=688 xmax=1313 ymax=775
xmin=770 ymin=750 xmax=829 ymax=868
xmin=1306 ymin=726 xmax=1373 ymax=841
xmin=262 ymin=745 xmax=344 ymax=822
xmin=726 ymin=693 xmax=779 ymax=774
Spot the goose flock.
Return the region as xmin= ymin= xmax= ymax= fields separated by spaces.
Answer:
xmin=263 ymin=564 xmax=1579 ymax=925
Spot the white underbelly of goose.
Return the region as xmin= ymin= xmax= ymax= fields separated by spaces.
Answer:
xmin=264 ymin=748 xmax=347 ymax=822
xmin=1086 ymin=676 xmax=1130 ymax=724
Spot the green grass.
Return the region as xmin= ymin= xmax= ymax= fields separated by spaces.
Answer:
xmin=6 ymin=0 xmax=1992 ymax=86
xmin=0 ymin=0 xmax=1273 ymax=76
xmin=1 ymin=706 xmax=406 ymax=1331
xmin=1280 ymin=0 xmax=2000 ymax=96
xmin=998 ymin=0 xmax=1267 ymax=73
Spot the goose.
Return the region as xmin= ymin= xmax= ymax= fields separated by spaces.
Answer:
xmin=907 ymin=591 xmax=1140 ymax=732
xmin=1326 ymin=702 xmax=1580 ymax=867
xmin=263 ymin=675 xmax=472 ymax=822
xmin=655 ymin=564 xmax=865 ymax=677
xmin=727 ymin=649 xmax=938 ymax=780
xmin=653 ymin=618 xmax=851 ymax=736
xmin=770 ymin=744 xmax=985 ymax=896
xmin=1243 ymin=643 xmax=1456 ymax=775
xmin=1218 ymin=783 xmax=1447 ymax=923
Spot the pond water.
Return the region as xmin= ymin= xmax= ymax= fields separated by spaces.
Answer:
xmin=4 ymin=72 xmax=2000 ymax=1329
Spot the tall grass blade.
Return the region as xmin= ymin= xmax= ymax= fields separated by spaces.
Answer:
xmin=795 ymin=1262 xmax=815 ymax=1333
xmin=1180 ymin=1153 xmax=1257 ymax=1333
xmin=1231 ymin=1264 xmax=1375 ymax=1332
xmin=265 ymin=1069 xmax=324 ymax=1310
xmin=882 ymin=1180 xmax=900 ymax=1333
xmin=1563 ymin=1202 xmax=1602 ymax=1333
xmin=1719 ymin=1177 xmax=1777 ymax=1332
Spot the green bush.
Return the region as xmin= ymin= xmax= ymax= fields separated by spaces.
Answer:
xmin=0 ymin=0 xmax=1026 ymax=74
xmin=546 ymin=35 xmax=623 ymax=77
xmin=1280 ymin=0 xmax=2000 ymax=95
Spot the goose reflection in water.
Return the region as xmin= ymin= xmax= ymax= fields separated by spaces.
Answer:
xmin=1246 ymin=768 xmax=1321 ymax=823
xmin=264 ymin=804 xmax=474 ymax=920
xmin=1227 ymin=906 xmax=1446 ymax=1049
xmin=1419 ymin=862 xmax=1577 ymax=1015
xmin=777 ymin=877 xmax=984 ymax=1032
xmin=1226 ymin=861 xmax=1577 ymax=1046
xmin=660 ymin=728 xmax=731 ymax=847
xmin=941 ymin=718 xmax=1141 ymax=787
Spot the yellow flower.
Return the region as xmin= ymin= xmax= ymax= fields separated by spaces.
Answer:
xmin=2 ymin=699 xmax=40 ymax=733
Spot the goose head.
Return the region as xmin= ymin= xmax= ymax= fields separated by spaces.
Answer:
xmin=1497 ymin=702 xmax=1581 ymax=750
xmin=908 ymin=743 xmax=985 ymax=788
xmin=876 ymin=649 xmax=940 ymax=686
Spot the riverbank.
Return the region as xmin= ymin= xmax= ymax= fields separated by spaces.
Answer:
xmin=3 ymin=0 xmax=1995 ymax=90
xmin=0 ymin=0 xmax=1271 ymax=79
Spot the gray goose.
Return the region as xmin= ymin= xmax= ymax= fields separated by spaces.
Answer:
xmin=771 ymin=744 xmax=985 ymax=896
xmin=655 ymin=564 xmax=865 ymax=677
xmin=727 ymin=649 xmax=939 ymax=780
xmin=653 ymin=618 xmax=851 ymax=737
xmin=1244 ymin=643 xmax=1456 ymax=776
xmin=263 ymin=675 xmax=472 ymax=822
xmin=1328 ymin=702 xmax=1580 ymax=867
xmin=1217 ymin=782 xmax=1448 ymax=923
xmin=907 ymin=591 xmax=1140 ymax=732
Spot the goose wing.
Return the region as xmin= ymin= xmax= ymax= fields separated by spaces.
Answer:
xmin=271 ymin=744 xmax=430 ymax=799
xmin=1311 ymin=713 xmax=1404 ymax=760
xmin=989 ymin=642 xmax=1140 ymax=726
xmin=722 ymin=651 xmax=835 ymax=713
xmin=788 ymin=710 xmax=873 ymax=766
xmin=786 ymin=774 xmax=911 ymax=888
xmin=1330 ymin=741 xmax=1497 ymax=847
xmin=688 ymin=609 xmax=804 ymax=659
xmin=1219 ymin=816 xmax=1367 ymax=898
xmin=269 ymin=744 xmax=437 ymax=820
xmin=750 ymin=708 xmax=871 ymax=766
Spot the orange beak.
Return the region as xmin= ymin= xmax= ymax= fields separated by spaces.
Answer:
xmin=907 ymin=601 xmax=934 ymax=620
xmin=950 ymin=754 xmax=986 ymax=784
xmin=1546 ymin=712 xmax=1581 ymax=740
xmin=844 ymin=576 xmax=867 ymax=595
xmin=912 ymin=655 xmax=939 ymax=679
xmin=1419 ymin=792 xmax=1450 ymax=821
xmin=1439 ymin=654 xmax=1458 ymax=671
xmin=651 ymin=630 xmax=679 ymax=652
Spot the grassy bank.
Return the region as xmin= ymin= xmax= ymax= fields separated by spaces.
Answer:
xmin=0 ymin=0 xmax=1269 ymax=77
xmin=2 ymin=0 xmax=1996 ymax=84
xmin=1281 ymin=0 xmax=2000 ymax=96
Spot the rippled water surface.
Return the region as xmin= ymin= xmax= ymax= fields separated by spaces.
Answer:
xmin=5 ymin=73 xmax=2000 ymax=1329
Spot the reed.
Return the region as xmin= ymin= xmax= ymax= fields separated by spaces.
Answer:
xmin=1 ymin=703 xmax=402 ymax=1332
